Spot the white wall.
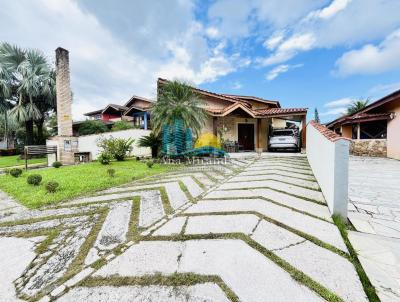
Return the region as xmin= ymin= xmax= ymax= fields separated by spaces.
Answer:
xmin=307 ymin=123 xmax=350 ymax=219
xmin=78 ymin=129 xmax=151 ymax=159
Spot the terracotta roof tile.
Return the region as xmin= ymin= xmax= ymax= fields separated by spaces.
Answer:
xmin=309 ymin=120 xmax=350 ymax=142
xmin=255 ymin=108 xmax=308 ymax=116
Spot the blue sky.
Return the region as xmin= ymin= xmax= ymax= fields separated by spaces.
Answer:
xmin=1 ymin=0 xmax=400 ymax=122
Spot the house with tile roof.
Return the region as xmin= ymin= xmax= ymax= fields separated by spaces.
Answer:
xmin=83 ymin=78 xmax=308 ymax=151
xmin=326 ymin=89 xmax=400 ymax=160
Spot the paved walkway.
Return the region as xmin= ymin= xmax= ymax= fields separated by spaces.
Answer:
xmin=348 ymin=156 xmax=400 ymax=302
xmin=0 ymin=155 xmax=368 ymax=301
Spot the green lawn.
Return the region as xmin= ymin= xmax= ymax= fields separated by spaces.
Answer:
xmin=0 ymin=155 xmax=47 ymax=169
xmin=0 ymin=159 xmax=174 ymax=208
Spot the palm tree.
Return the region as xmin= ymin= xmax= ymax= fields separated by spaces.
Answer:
xmin=0 ymin=43 xmax=55 ymax=145
xmin=151 ymin=80 xmax=207 ymax=136
xmin=137 ymin=132 xmax=161 ymax=158
xmin=0 ymin=60 xmax=12 ymax=148
xmin=347 ymin=99 xmax=369 ymax=115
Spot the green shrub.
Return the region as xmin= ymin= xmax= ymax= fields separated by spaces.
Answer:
xmin=52 ymin=161 xmax=62 ymax=168
xmin=79 ymin=120 xmax=108 ymax=135
xmin=97 ymin=137 xmax=134 ymax=161
xmin=137 ymin=132 xmax=161 ymax=158
xmin=46 ymin=181 xmax=59 ymax=193
xmin=107 ymin=168 xmax=116 ymax=177
xmin=9 ymin=168 xmax=23 ymax=178
xmin=4 ymin=168 xmax=10 ymax=175
xmin=98 ymin=152 xmax=112 ymax=165
xmin=146 ymin=160 xmax=154 ymax=168
xmin=111 ymin=120 xmax=132 ymax=131
xmin=27 ymin=174 xmax=42 ymax=186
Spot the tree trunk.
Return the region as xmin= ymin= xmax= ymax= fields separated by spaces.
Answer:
xmin=4 ymin=112 xmax=8 ymax=149
xmin=151 ymin=146 xmax=158 ymax=158
xmin=35 ymin=118 xmax=45 ymax=145
xmin=25 ymin=120 xmax=34 ymax=145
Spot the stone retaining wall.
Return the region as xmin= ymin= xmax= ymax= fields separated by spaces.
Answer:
xmin=350 ymin=139 xmax=387 ymax=157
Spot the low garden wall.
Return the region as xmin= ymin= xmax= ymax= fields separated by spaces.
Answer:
xmin=350 ymin=139 xmax=387 ymax=157
xmin=306 ymin=121 xmax=350 ymax=219
xmin=78 ymin=129 xmax=151 ymax=159
xmin=47 ymin=129 xmax=151 ymax=165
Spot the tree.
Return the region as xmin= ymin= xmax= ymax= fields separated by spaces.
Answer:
xmin=78 ymin=120 xmax=108 ymax=135
xmin=111 ymin=120 xmax=132 ymax=131
xmin=151 ymin=80 xmax=207 ymax=136
xmin=347 ymin=99 xmax=369 ymax=115
xmin=137 ymin=132 xmax=161 ymax=158
xmin=314 ymin=108 xmax=320 ymax=123
xmin=0 ymin=43 xmax=56 ymax=145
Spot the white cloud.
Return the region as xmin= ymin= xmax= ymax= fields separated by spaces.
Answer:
xmin=259 ymin=33 xmax=315 ymax=66
xmin=0 ymin=0 xmax=246 ymax=119
xmin=324 ymin=97 xmax=354 ymax=108
xmin=320 ymin=107 xmax=347 ymax=116
xmin=206 ymin=27 xmax=220 ymax=39
xmin=207 ymin=0 xmax=254 ymax=39
xmin=232 ymin=81 xmax=243 ymax=89
xmin=266 ymin=64 xmax=303 ymax=80
xmin=254 ymin=0 xmax=400 ymax=68
xmin=334 ymin=29 xmax=400 ymax=76
xmin=368 ymin=82 xmax=400 ymax=96
xmin=263 ymin=31 xmax=285 ymax=50
xmin=253 ymin=0 xmax=327 ymax=28
xmin=306 ymin=0 xmax=351 ymax=20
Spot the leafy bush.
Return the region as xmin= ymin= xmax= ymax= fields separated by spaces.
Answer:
xmin=52 ymin=161 xmax=62 ymax=168
xmin=27 ymin=174 xmax=42 ymax=186
xmin=4 ymin=168 xmax=10 ymax=175
xmin=97 ymin=137 xmax=134 ymax=161
xmin=111 ymin=121 xmax=132 ymax=132
xmin=98 ymin=152 xmax=112 ymax=165
xmin=79 ymin=120 xmax=108 ymax=135
xmin=45 ymin=181 xmax=59 ymax=193
xmin=137 ymin=132 xmax=161 ymax=158
xmin=146 ymin=160 xmax=154 ymax=168
xmin=107 ymin=168 xmax=116 ymax=177
xmin=9 ymin=168 xmax=23 ymax=178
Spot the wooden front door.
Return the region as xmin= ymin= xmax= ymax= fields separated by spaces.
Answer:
xmin=238 ymin=123 xmax=254 ymax=151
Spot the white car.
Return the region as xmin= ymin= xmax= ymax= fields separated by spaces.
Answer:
xmin=268 ymin=129 xmax=300 ymax=152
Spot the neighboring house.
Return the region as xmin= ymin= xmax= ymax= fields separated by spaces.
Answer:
xmin=84 ymin=96 xmax=152 ymax=130
xmin=326 ymin=89 xmax=400 ymax=160
xmin=83 ymin=78 xmax=308 ymax=151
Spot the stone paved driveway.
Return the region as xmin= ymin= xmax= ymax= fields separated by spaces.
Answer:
xmin=0 ymin=155 xmax=368 ymax=301
xmin=348 ymin=156 xmax=400 ymax=302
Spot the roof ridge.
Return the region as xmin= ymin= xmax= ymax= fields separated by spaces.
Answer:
xmin=157 ymin=78 xmax=248 ymax=104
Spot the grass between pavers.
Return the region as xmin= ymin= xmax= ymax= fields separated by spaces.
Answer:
xmin=176 ymin=211 xmax=347 ymax=258
xmin=0 ymin=159 xmax=175 ymax=208
xmin=143 ymin=233 xmax=345 ymax=302
xmin=225 ymin=178 xmax=321 ymax=192
xmin=332 ymin=215 xmax=381 ymax=302
xmin=0 ymin=155 xmax=47 ymax=169
xmin=81 ymin=273 xmax=240 ymax=302
xmin=200 ymin=196 xmax=332 ymax=223
xmin=215 ymin=186 xmax=326 ymax=205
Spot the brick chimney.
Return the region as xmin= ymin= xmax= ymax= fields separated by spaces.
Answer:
xmin=56 ymin=47 xmax=73 ymax=136
xmin=53 ymin=47 xmax=78 ymax=165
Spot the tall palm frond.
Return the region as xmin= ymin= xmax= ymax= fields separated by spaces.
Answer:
xmin=25 ymin=100 xmax=42 ymax=120
xmin=347 ymin=99 xmax=369 ymax=115
xmin=151 ymin=80 xmax=207 ymax=136
xmin=9 ymin=101 xmax=27 ymax=122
